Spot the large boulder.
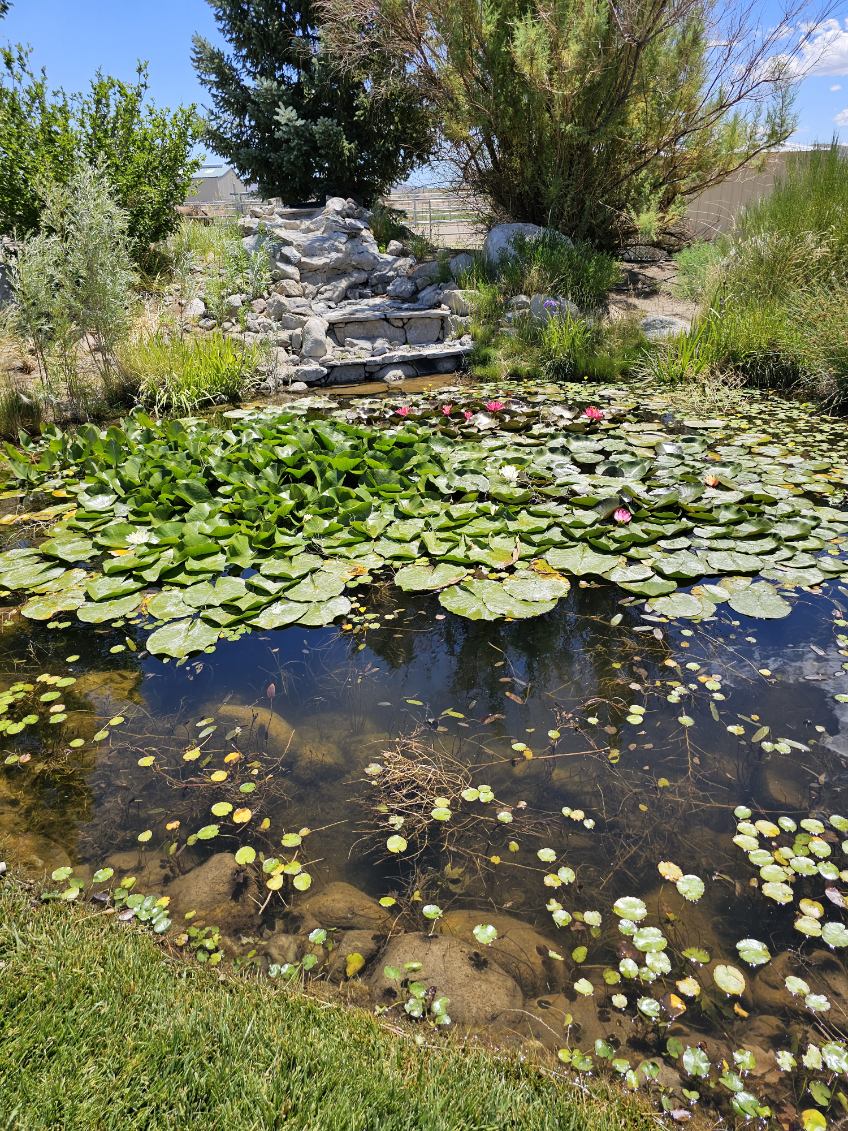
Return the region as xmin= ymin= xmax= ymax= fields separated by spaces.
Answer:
xmin=215 ymin=703 xmax=295 ymax=753
xmin=367 ymin=933 xmax=523 ymax=1026
xmin=483 ymin=222 xmax=568 ymax=265
xmin=438 ymin=909 xmax=569 ymax=996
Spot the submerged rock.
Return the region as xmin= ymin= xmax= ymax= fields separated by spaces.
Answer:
xmin=215 ymin=703 xmax=295 ymax=753
xmin=300 ymin=880 xmax=389 ymax=931
xmin=367 ymin=933 xmax=523 ymax=1025
xmin=438 ymin=909 xmax=568 ymax=996
xmin=324 ymin=928 xmax=385 ymax=981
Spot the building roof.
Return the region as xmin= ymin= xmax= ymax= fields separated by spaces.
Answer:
xmin=194 ymin=164 xmax=237 ymax=180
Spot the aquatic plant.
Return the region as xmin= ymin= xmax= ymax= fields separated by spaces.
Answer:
xmin=1 ymin=382 xmax=847 ymax=659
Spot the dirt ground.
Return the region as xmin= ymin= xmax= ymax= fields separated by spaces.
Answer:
xmin=607 ymin=260 xmax=698 ymax=325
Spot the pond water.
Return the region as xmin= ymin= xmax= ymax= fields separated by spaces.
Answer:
xmin=2 ymin=380 xmax=848 ymax=1126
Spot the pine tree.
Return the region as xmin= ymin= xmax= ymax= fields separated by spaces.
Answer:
xmin=192 ymin=0 xmax=433 ymax=205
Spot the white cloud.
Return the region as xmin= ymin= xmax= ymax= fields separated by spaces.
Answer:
xmin=831 ymin=83 xmax=843 ymax=91
xmin=835 ymin=107 xmax=848 ymax=126
xmin=790 ymin=19 xmax=848 ymax=77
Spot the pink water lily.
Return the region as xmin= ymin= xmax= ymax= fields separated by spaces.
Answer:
xmin=484 ymin=400 xmax=505 ymax=412
xmin=441 ymin=403 xmax=453 ymax=416
xmin=613 ymin=507 xmax=632 ymax=524
xmin=395 ymin=406 xmax=410 ymax=417
xmin=463 ymin=410 xmax=473 ymax=420
xmin=582 ymin=406 xmax=604 ymax=422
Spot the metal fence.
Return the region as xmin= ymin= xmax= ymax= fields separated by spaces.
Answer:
xmin=386 ymin=186 xmax=487 ymax=249
xmin=387 ymin=151 xmax=812 ymax=248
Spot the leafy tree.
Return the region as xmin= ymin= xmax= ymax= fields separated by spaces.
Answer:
xmin=320 ymin=0 xmax=818 ymax=247
xmin=0 ymin=54 xmax=200 ymax=258
xmin=192 ymin=0 xmax=434 ymax=205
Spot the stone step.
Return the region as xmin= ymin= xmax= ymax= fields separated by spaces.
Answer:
xmin=296 ymin=340 xmax=472 ymax=387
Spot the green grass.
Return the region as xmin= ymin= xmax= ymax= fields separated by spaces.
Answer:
xmin=0 ymin=879 xmax=653 ymax=1131
xmin=661 ymin=144 xmax=848 ymax=407
xmin=459 ymin=233 xmax=619 ymax=311
xmin=120 ymin=330 xmax=267 ymax=414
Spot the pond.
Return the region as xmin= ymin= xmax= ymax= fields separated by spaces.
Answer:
xmin=2 ymin=380 xmax=848 ymax=1126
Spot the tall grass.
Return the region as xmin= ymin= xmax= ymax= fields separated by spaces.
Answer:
xmin=459 ymin=232 xmax=620 ymax=311
xmin=120 ymin=330 xmax=267 ymax=414
xmin=168 ymin=218 xmax=272 ymax=320
xmin=657 ymin=144 xmax=848 ymax=407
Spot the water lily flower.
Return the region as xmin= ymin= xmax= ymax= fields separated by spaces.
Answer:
xmin=441 ymin=404 xmax=453 ymax=416
xmin=613 ymin=507 xmax=632 ymax=524
xmin=582 ymin=406 xmax=604 ymax=422
xmin=463 ymin=410 xmax=473 ymax=420
xmin=500 ymin=464 xmax=520 ymax=483
xmin=484 ymin=400 xmax=505 ymax=412
xmin=703 ymin=474 xmax=719 ymax=487
xmin=395 ymin=406 xmax=410 ymax=417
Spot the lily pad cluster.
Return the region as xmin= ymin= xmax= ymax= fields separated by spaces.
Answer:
xmin=1 ymin=386 xmax=847 ymax=656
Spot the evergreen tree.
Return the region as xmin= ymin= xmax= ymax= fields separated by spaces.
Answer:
xmin=192 ymin=0 xmax=433 ymax=205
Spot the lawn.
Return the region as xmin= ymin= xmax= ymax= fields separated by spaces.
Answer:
xmin=0 ymin=878 xmax=654 ymax=1131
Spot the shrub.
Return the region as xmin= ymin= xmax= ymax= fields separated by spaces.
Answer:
xmin=323 ymin=0 xmax=803 ymax=247
xmin=168 ymin=218 xmax=272 ymax=321
xmin=0 ymin=378 xmax=42 ymax=439
xmin=637 ymin=316 xmax=723 ymax=386
xmin=121 ymin=330 xmax=267 ymax=414
xmin=10 ymin=163 xmax=136 ymax=408
xmin=536 ymin=313 xmax=649 ymax=381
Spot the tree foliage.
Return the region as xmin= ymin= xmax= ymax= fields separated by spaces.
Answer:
xmin=0 ymin=53 xmax=200 ymax=258
xmin=192 ymin=0 xmax=434 ymax=205
xmin=320 ymin=0 xmax=819 ymax=246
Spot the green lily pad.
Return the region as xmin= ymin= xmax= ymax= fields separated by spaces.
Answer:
xmin=727 ymin=582 xmax=792 ymax=620
xmin=147 ymin=618 xmax=220 ymax=658
xmin=76 ymin=593 xmax=143 ymax=623
xmin=394 ymin=563 xmax=469 ymax=591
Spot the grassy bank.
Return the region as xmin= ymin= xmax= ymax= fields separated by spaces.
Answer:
xmin=0 ymin=879 xmax=654 ymax=1131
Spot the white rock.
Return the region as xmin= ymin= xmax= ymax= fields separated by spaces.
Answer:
xmin=386 ymin=239 xmax=405 ymax=256
xmin=301 ymin=316 xmax=330 ymax=359
xmin=386 ymin=277 xmax=417 ymax=300
xmin=483 ymin=222 xmax=570 ymax=264
xmin=449 ymin=252 xmax=474 ymax=277
xmin=529 ymin=294 xmax=580 ymax=321
xmin=287 ymin=381 xmax=309 ymax=392
xmin=640 ymin=315 xmax=691 ymax=341
xmin=379 ymin=366 xmax=411 ymax=383
xmin=442 ymin=289 xmax=474 ymax=316
xmin=294 ymin=362 xmax=328 ymax=383
xmin=182 ymin=297 xmax=206 ymax=321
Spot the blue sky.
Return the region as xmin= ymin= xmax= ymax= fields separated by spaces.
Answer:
xmin=3 ymin=0 xmax=848 ymax=168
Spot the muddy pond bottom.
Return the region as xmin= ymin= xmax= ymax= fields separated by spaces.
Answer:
xmin=3 ymin=574 xmax=848 ymax=1125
